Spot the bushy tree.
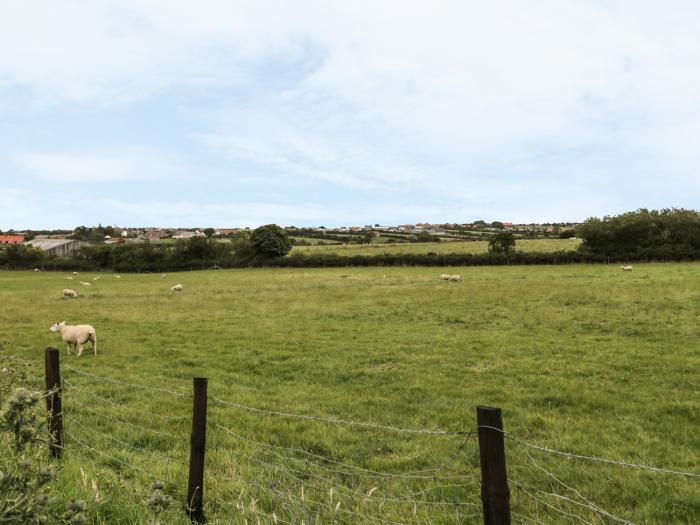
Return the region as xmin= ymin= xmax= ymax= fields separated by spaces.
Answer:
xmin=488 ymin=232 xmax=516 ymax=255
xmin=250 ymin=224 xmax=292 ymax=258
xmin=578 ymin=208 xmax=700 ymax=259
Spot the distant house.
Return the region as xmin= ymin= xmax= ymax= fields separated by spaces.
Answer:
xmin=143 ymin=230 xmax=166 ymax=240
xmin=104 ymin=237 xmax=125 ymax=245
xmin=25 ymin=238 xmax=82 ymax=257
xmin=173 ymin=230 xmax=205 ymax=239
xmin=503 ymin=222 xmax=515 ymax=231
xmin=0 ymin=235 xmax=25 ymax=245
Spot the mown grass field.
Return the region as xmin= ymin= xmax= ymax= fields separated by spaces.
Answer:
xmin=291 ymin=237 xmax=582 ymax=255
xmin=0 ymin=263 xmax=698 ymax=524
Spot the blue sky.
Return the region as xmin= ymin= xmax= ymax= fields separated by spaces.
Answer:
xmin=1 ymin=1 xmax=699 ymax=229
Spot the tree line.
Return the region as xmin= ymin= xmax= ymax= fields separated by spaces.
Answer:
xmin=2 ymin=210 xmax=699 ymax=271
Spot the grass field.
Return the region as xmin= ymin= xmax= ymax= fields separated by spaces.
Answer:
xmin=1 ymin=264 xmax=698 ymax=524
xmin=291 ymin=237 xmax=582 ymax=255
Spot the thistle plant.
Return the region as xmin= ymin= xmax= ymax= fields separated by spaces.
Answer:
xmin=146 ymin=481 xmax=173 ymax=525
xmin=60 ymin=499 xmax=87 ymax=525
xmin=0 ymin=387 xmax=56 ymax=524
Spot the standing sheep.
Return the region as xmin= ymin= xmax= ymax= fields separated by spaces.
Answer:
xmin=171 ymin=284 xmax=183 ymax=292
xmin=62 ymin=289 xmax=77 ymax=298
xmin=620 ymin=266 xmax=633 ymax=272
xmin=49 ymin=321 xmax=97 ymax=356
xmin=439 ymin=274 xmax=451 ymax=281
xmin=448 ymin=274 xmax=462 ymax=282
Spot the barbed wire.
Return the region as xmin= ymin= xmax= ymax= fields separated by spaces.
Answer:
xmin=216 ymin=423 xmax=477 ymax=481
xmin=519 ymin=447 xmax=634 ymax=525
xmin=510 ymin=479 xmax=591 ymax=525
xmin=63 ymin=378 xmax=189 ymax=421
xmin=211 ymin=396 xmax=468 ymax=436
xmin=67 ymin=396 xmax=181 ymax=440
xmin=65 ymin=414 xmax=182 ymax=464
xmin=226 ymin=446 xmax=481 ymax=510
xmin=68 ymin=430 xmax=168 ymax=482
xmin=478 ymin=425 xmax=700 ymax=478
xmin=63 ymin=364 xmax=190 ymax=398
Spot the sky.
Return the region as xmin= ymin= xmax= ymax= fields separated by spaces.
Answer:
xmin=1 ymin=1 xmax=699 ymax=229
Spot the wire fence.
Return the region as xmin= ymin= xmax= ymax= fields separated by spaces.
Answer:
xmin=23 ymin=352 xmax=700 ymax=524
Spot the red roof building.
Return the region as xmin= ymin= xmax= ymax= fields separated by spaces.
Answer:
xmin=0 ymin=235 xmax=25 ymax=245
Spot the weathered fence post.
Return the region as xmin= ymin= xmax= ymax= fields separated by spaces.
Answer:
xmin=187 ymin=377 xmax=208 ymax=523
xmin=477 ymin=406 xmax=510 ymax=525
xmin=44 ymin=347 xmax=63 ymax=458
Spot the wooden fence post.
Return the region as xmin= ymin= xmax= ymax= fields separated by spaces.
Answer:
xmin=477 ymin=406 xmax=510 ymax=525
xmin=187 ymin=377 xmax=207 ymax=523
xmin=44 ymin=347 xmax=63 ymax=458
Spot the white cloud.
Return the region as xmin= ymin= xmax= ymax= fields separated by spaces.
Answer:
xmin=14 ymin=149 xmax=182 ymax=183
xmin=1 ymin=1 xmax=699 ymax=224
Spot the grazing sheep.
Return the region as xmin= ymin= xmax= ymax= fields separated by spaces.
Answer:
xmin=620 ymin=266 xmax=633 ymax=272
xmin=65 ymin=276 xmax=74 ymax=280
xmin=34 ymin=268 xmax=40 ymax=272
xmin=72 ymin=272 xmax=78 ymax=276
xmin=92 ymin=276 xmax=100 ymax=281
xmin=161 ymin=274 xmax=167 ymax=279
xmin=448 ymin=274 xmax=462 ymax=282
xmin=114 ymin=275 xmax=121 ymax=279
xmin=49 ymin=321 xmax=96 ymax=356
xmin=171 ymin=284 xmax=183 ymax=292
xmin=439 ymin=274 xmax=451 ymax=281
xmin=62 ymin=289 xmax=78 ymax=298
xmin=79 ymin=281 xmax=91 ymax=286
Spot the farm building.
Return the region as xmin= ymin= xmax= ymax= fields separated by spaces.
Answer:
xmin=0 ymin=234 xmax=25 ymax=245
xmin=25 ymin=238 xmax=82 ymax=256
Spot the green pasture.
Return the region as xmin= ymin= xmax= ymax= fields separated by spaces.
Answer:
xmin=291 ymin=237 xmax=582 ymax=255
xmin=0 ymin=263 xmax=698 ymax=523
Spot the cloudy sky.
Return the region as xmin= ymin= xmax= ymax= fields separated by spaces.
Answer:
xmin=1 ymin=1 xmax=699 ymax=229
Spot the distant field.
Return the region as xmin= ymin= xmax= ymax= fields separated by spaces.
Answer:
xmin=292 ymin=237 xmax=582 ymax=255
xmin=1 ymin=263 xmax=698 ymax=523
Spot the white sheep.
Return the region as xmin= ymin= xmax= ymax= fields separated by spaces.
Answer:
xmin=65 ymin=276 xmax=74 ymax=280
xmin=72 ymin=272 xmax=78 ymax=276
xmin=620 ymin=265 xmax=633 ymax=272
xmin=171 ymin=284 xmax=183 ymax=292
xmin=161 ymin=274 xmax=167 ymax=279
xmin=62 ymin=289 xmax=78 ymax=298
xmin=49 ymin=321 xmax=97 ymax=356
xmin=80 ymin=281 xmax=91 ymax=286
xmin=93 ymin=276 xmax=100 ymax=281
xmin=439 ymin=274 xmax=451 ymax=281
xmin=114 ymin=275 xmax=121 ymax=279
xmin=448 ymin=274 xmax=462 ymax=282
xmin=34 ymin=268 xmax=40 ymax=272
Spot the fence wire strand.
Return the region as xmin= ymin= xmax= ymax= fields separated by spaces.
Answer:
xmin=478 ymin=425 xmax=700 ymax=478
xmin=212 ymin=396 xmax=468 ymax=436
xmin=63 ymin=364 xmax=190 ymax=398
xmin=216 ymin=423 xmax=477 ymax=482
xmin=64 ymin=378 xmax=189 ymax=421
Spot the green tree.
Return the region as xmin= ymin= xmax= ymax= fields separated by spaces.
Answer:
xmin=203 ymin=228 xmax=216 ymax=238
xmin=250 ymin=224 xmax=292 ymax=258
xmin=415 ymin=231 xmax=435 ymax=242
xmin=488 ymin=232 xmax=516 ymax=255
